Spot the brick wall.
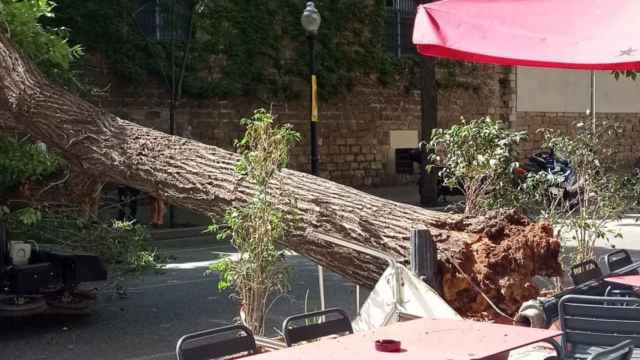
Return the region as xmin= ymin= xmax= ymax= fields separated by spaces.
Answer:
xmin=99 ymin=63 xmax=505 ymax=188
xmin=505 ymin=68 xmax=640 ymax=169
xmin=437 ymin=64 xmax=510 ymax=129
xmin=90 ymin=59 xmax=640 ymax=187
xmin=512 ymin=111 xmax=637 ymax=169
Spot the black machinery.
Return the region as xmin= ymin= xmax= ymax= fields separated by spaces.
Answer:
xmin=0 ymin=223 xmax=107 ymax=317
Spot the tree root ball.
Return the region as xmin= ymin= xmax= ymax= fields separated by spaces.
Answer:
xmin=436 ymin=210 xmax=562 ymax=319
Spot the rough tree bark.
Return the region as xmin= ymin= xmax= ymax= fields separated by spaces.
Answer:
xmin=0 ymin=33 xmax=561 ymax=318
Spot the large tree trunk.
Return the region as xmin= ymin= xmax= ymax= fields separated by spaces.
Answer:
xmin=0 ymin=33 xmax=561 ymax=318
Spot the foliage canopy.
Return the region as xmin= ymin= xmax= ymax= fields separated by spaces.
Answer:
xmin=0 ymin=0 xmax=82 ymax=81
xmin=45 ymin=0 xmax=393 ymax=99
xmin=429 ymin=117 xmax=527 ymax=215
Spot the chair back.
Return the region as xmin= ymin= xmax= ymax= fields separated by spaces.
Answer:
xmin=282 ymin=308 xmax=353 ymax=347
xmin=604 ymin=286 xmax=637 ymax=299
xmin=559 ymin=295 xmax=640 ymax=351
xmin=587 ymin=340 xmax=634 ymax=360
xmin=176 ymin=324 xmax=257 ymax=360
xmin=605 ymin=250 xmax=635 ymax=274
xmin=570 ymin=260 xmax=602 ymax=286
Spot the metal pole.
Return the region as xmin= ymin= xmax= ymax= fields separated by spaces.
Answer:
xmin=419 ymin=0 xmax=439 ymax=207
xmin=170 ymin=0 xmax=177 ymax=136
xmin=155 ymin=0 xmax=161 ymax=41
xmin=308 ymin=33 xmax=324 ymax=310
xmin=395 ymin=0 xmax=401 ymax=58
xmin=309 ymin=35 xmax=319 ymax=176
xmin=590 ymin=70 xmax=596 ymax=132
xmin=168 ymin=0 xmax=177 ymax=228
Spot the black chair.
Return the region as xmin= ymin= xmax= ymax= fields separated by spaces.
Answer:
xmin=282 ymin=308 xmax=353 ymax=347
xmin=570 ymin=260 xmax=603 ymax=286
xmin=605 ymin=250 xmax=636 ymax=274
xmin=604 ymin=286 xmax=638 ymax=301
xmin=176 ymin=324 xmax=257 ymax=360
xmin=558 ymin=295 xmax=640 ymax=359
xmin=587 ymin=340 xmax=634 ymax=360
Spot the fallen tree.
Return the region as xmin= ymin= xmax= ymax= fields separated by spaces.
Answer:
xmin=0 ymin=33 xmax=561 ymax=318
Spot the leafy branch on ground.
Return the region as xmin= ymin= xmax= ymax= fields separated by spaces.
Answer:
xmin=6 ymin=210 xmax=161 ymax=275
xmin=0 ymin=135 xmax=160 ymax=275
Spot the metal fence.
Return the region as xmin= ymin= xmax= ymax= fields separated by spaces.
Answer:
xmin=134 ymin=0 xmax=193 ymax=43
xmin=384 ymin=0 xmax=418 ymax=57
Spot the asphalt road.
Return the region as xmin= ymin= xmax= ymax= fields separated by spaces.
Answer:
xmin=3 ymin=186 xmax=640 ymax=360
xmin=0 ymin=241 xmax=363 ymax=360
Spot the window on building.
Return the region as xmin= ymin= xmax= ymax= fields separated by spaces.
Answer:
xmin=134 ymin=0 xmax=193 ymax=43
xmin=385 ymin=0 xmax=418 ymax=57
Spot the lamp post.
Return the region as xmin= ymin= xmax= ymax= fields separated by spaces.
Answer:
xmin=301 ymin=1 xmax=326 ymax=312
xmin=301 ymin=1 xmax=321 ymax=177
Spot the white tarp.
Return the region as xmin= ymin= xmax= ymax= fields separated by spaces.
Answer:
xmin=352 ymin=265 xmax=461 ymax=332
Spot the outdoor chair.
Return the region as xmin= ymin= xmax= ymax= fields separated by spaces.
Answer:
xmin=603 ymin=250 xmax=639 ymax=300
xmin=570 ymin=260 xmax=603 ymax=287
xmin=604 ymin=286 xmax=638 ymax=302
xmin=605 ymin=250 xmax=637 ymax=274
xmin=282 ymin=307 xmax=353 ymax=347
xmin=557 ymin=295 xmax=640 ymax=360
xmin=587 ymin=341 xmax=634 ymax=360
xmin=176 ymin=324 xmax=257 ymax=360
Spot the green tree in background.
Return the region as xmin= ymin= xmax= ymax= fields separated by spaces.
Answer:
xmin=0 ymin=0 xmax=82 ymax=81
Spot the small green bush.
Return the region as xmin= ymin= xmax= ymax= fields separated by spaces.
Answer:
xmin=208 ymin=109 xmax=299 ymax=335
xmin=429 ymin=117 xmax=527 ymax=216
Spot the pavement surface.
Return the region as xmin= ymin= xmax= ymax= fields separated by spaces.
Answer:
xmin=2 ymin=185 xmax=640 ymax=360
xmin=0 ymin=240 xmax=364 ymax=360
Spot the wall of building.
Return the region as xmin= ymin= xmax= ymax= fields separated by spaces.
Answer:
xmin=512 ymin=67 xmax=640 ymax=168
xmin=98 ymin=62 xmax=506 ymax=188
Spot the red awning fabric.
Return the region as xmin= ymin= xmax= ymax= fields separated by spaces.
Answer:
xmin=413 ymin=0 xmax=640 ymax=70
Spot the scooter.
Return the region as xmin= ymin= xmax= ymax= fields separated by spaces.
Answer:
xmin=0 ymin=223 xmax=107 ymax=317
xmin=515 ymin=149 xmax=579 ymax=209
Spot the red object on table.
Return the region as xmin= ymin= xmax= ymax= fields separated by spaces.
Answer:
xmin=413 ymin=0 xmax=640 ymax=71
xmin=251 ymin=318 xmax=563 ymax=360
xmin=375 ymin=339 xmax=402 ymax=353
xmin=605 ymin=275 xmax=640 ymax=287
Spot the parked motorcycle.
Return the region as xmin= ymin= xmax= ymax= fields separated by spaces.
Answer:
xmin=514 ymin=149 xmax=580 ymax=209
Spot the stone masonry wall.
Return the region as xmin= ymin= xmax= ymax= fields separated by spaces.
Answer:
xmin=512 ymin=112 xmax=639 ymax=170
xmin=97 ymin=62 xmax=506 ymax=188
xmin=437 ymin=64 xmax=510 ymax=129
xmin=94 ymin=61 xmax=640 ymax=187
xmin=504 ymin=68 xmax=640 ymax=170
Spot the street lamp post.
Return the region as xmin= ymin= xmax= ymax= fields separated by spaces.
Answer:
xmin=301 ymin=1 xmax=321 ymax=177
xmin=301 ymin=1 xmax=326 ymax=312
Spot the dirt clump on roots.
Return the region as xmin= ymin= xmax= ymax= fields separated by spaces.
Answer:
xmin=435 ymin=210 xmax=562 ymax=320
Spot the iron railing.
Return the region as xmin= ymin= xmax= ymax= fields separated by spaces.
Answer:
xmin=311 ymin=232 xmax=403 ymax=323
xmin=384 ymin=0 xmax=418 ymax=57
xmin=134 ymin=0 xmax=193 ymax=42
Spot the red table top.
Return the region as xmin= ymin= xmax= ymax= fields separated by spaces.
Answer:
xmin=251 ymin=318 xmax=563 ymax=360
xmin=605 ymin=275 xmax=640 ymax=287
